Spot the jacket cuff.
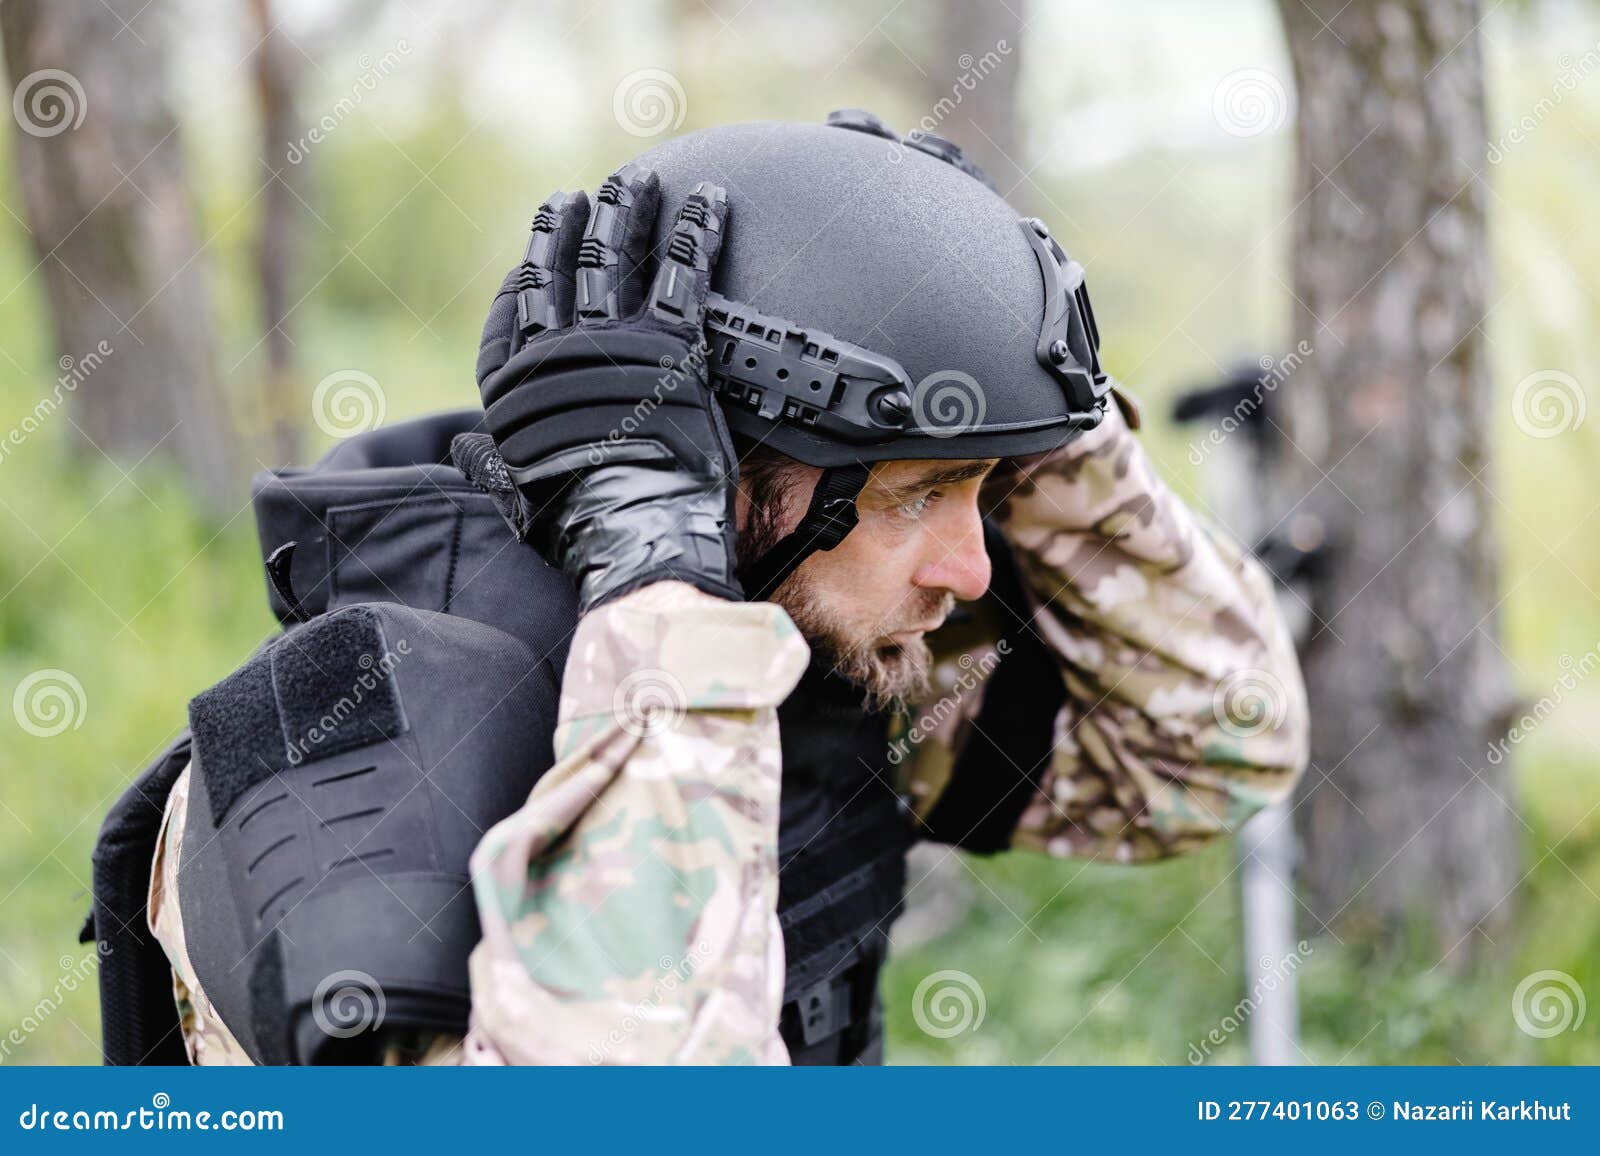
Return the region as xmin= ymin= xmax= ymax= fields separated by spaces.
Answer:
xmin=554 ymin=580 xmax=810 ymax=754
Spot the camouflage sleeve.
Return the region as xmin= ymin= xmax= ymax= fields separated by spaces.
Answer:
xmin=461 ymin=580 xmax=809 ymax=1065
xmin=903 ymin=402 xmax=1309 ymax=862
xmin=147 ymin=764 xmax=259 ymax=1066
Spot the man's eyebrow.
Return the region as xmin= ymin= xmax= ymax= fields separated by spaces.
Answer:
xmin=883 ymin=460 xmax=999 ymax=493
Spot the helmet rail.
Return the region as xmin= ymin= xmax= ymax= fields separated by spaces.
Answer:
xmin=703 ymin=218 xmax=1110 ymax=453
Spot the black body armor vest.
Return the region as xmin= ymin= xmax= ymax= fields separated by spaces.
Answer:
xmin=86 ymin=411 xmax=914 ymax=1066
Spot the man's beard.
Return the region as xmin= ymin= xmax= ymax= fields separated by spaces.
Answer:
xmin=774 ymin=568 xmax=954 ymax=714
xmin=735 ymin=452 xmax=952 ymax=712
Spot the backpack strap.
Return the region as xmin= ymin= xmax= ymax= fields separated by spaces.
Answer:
xmin=89 ymin=733 xmax=194 ymax=1065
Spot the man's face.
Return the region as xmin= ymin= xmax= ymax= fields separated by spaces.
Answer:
xmin=737 ymin=456 xmax=998 ymax=710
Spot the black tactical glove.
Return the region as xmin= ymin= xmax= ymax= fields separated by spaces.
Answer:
xmin=473 ymin=165 xmax=742 ymax=611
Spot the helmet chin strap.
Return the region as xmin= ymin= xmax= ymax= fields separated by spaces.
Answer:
xmin=738 ymin=463 xmax=870 ymax=602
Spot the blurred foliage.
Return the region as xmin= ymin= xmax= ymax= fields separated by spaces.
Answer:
xmin=885 ymin=746 xmax=1600 ymax=1063
xmin=1 ymin=0 xmax=1597 ymax=1064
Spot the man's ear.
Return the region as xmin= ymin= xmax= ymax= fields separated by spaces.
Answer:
xmin=733 ymin=481 xmax=751 ymax=534
xmin=731 ymin=451 xmax=823 ymax=556
xmin=778 ymin=463 xmax=825 ymax=537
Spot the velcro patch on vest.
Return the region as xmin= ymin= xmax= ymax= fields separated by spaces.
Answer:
xmin=189 ymin=607 xmax=409 ymax=826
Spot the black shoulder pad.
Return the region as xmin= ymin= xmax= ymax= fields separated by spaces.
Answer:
xmin=179 ymin=603 xmax=561 ymax=1064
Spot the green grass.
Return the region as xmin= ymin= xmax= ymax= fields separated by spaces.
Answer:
xmin=881 ymin=749 xmax=1600 ymax=1065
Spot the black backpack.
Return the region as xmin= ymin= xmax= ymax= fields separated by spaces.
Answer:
xmin=84 ymin=411 xmax=578 ymax=1064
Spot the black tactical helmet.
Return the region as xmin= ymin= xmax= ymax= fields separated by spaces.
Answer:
xmin=480 ymin=111 xmax=1114 ymax=597
xmin=635 ymin=112 xmax=1111 ymax=468
xmin=625 ymin=112 xmax=1114 ymax=597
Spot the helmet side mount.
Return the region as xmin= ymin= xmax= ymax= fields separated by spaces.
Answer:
xmin=703 ymin=294 xmax=914 ymax=446
xmin=1021 ymin=217 xmax=1110 ymax=416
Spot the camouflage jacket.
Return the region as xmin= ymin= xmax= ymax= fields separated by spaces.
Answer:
xmin=146 ymin=403 xmax=1308 ymax=1064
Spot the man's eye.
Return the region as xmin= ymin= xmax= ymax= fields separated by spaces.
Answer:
xmin=894 ymin=490 xmax=940 ymax=519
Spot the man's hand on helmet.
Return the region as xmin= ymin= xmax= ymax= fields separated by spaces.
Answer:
xmin=471 ymin=164 xmax=742 ymax=612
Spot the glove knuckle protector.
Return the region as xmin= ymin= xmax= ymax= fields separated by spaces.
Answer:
xmin=475 ymin=165 xmax=742 ymax=609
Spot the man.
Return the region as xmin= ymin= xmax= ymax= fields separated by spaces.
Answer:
xmin=114 ymin=113 xmax=1306 ymax=1065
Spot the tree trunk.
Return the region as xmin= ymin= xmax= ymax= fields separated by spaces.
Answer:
xmin=920 ymin=0 xmax=1023 ymax=193
xmin=2 ymin=0 xmax=235 ymax=508
xmin=1273 ymin=0 xmax=1517 ymax=961
xmin=247 ymin=0 xmax=303 ymax=468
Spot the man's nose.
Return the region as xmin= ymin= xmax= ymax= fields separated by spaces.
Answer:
xmin=913 ymin=506 xmax=991 ymax=602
